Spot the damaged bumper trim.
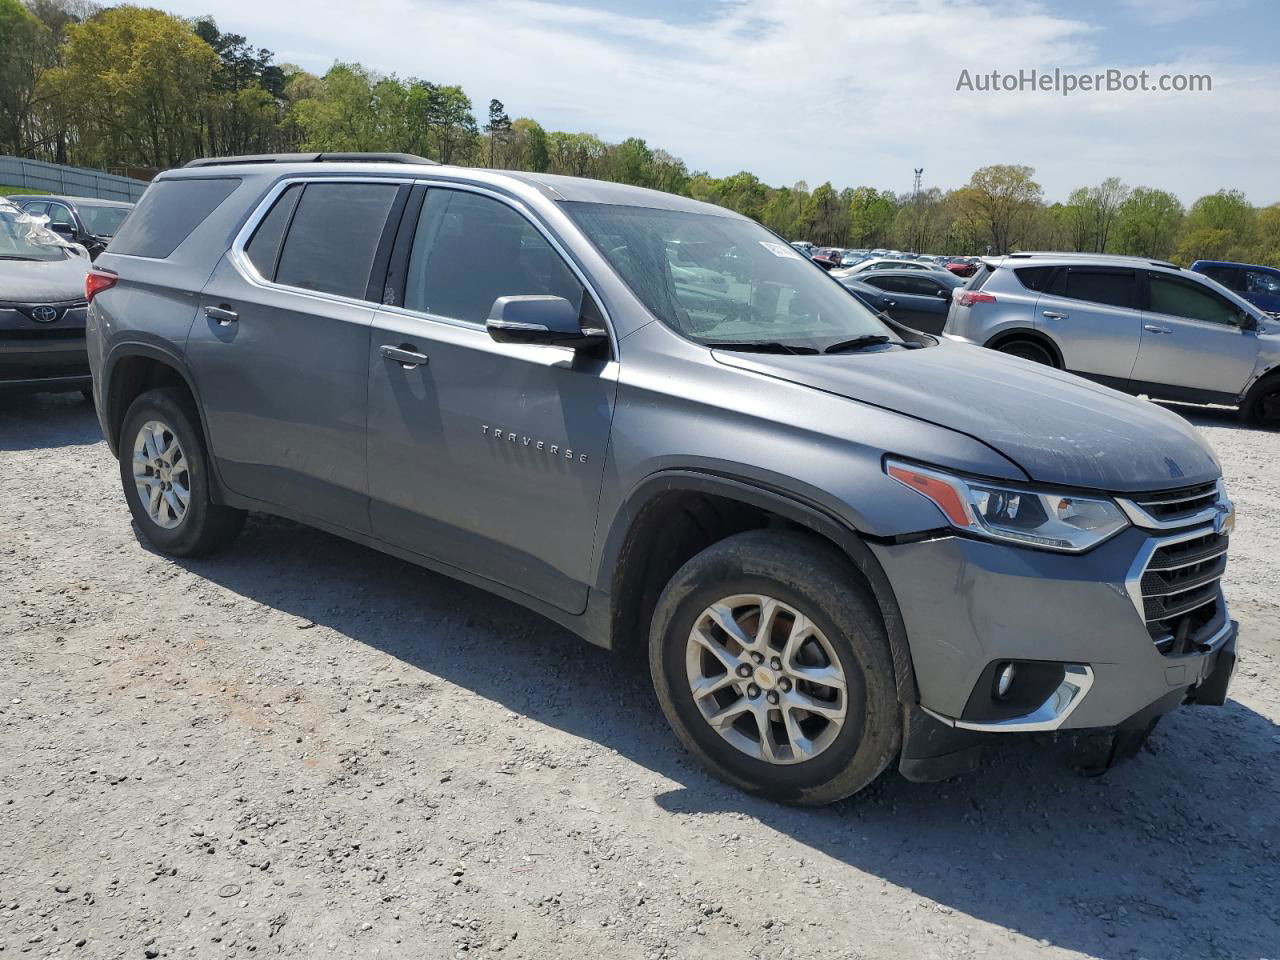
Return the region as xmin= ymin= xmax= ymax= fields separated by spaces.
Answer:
xmin=920 ymin=664 xmax=1094 ymax=733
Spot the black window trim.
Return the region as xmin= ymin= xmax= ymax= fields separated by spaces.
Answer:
xmin=376 ymin=179 xmax=616 ymax=357
xmin=1140 ymin=269 xmax=1250 ymax=330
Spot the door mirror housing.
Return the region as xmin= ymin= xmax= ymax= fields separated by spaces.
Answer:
xmin=485 ymin=295 xmax=607 ymax=350
xmin=48 ymin=221 xmax=75 ymax=238
xmin=1238 ymin=311 xmax=1259 ymax=332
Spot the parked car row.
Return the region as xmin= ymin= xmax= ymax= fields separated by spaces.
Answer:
xmin=790 ymin=242 xmax=980 ymax=277
xmin=5 ymin=195 xmax=133 ymax=260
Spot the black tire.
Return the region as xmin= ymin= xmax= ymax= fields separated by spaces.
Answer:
xmin=997 ymin=339 xmax=1056 ymax=366
xmin=1241 ymin=373 xmax=1280 ymax=428
xmin=649 ymin=530 xmax=901 ymax=805
xmin=118 ymin=387 xmax=245 ymax=556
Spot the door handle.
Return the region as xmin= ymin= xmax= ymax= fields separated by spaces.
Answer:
xmin=1143 ymin=324 xmax=1172 ymax=334
xmin=205 ymin=305 xmax=238 ymax=325
xmin=380 ymin=344 xmax=429 ymax=369
xmin=1042 ymin=310 xmax=1068 ymax=320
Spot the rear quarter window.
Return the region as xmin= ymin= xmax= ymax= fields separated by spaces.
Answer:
xmin=108 ymin=177 xmax=241 ymax=259
xmin=1014 ymin=265 xmax=1055 ymax=291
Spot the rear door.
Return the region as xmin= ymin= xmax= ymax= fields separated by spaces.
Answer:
xmin=1033 ymin=265 xmax=1142 ymax=387
xmin=365 ymin=184 xmax=618 ymax=614
xmin=187 ymin=177 xmax=407 ymax=532
xmin=1130 ymin=270 xmax=1261 ymax=400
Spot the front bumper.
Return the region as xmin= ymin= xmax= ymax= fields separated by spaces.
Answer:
xmin=869 ymin=524 xmax=1236 ymax=732
xmin=0 ymin=302 xmax=89 ymax=391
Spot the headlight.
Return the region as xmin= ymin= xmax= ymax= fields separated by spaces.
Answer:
xmin=885 ymin=460 xmax=1129 ymax=553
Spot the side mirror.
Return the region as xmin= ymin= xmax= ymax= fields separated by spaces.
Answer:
xmin=1239 ymin=312 xmax=1258 ymax=332
xmin=48 ymin=222 xmax=75 ymax=238
xmin=486 ymin=295 xmax=607 ymax=350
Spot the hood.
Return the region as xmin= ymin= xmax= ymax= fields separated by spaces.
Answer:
xmin=0 ymin=253 xmax=90 ymax=303
xmin=713 ymin=339 xmax=1221 ymax=494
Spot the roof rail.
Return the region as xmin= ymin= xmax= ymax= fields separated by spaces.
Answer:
xmin=1006 ymin=251 xmax=1179 ymax=269
xmin=184 ymin=152 xmax=439 ymax=168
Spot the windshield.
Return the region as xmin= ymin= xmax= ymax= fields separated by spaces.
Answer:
xmin=564 ymin=202 xmax=896 ymax=350
xmin=77 ymin=204 xmax=131 ymax=237
xmin=0 ymin=203 xmax=69 ymax=262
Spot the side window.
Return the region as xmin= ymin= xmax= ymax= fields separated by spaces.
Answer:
xmin=1244 ymin=270 xmax=1280 ymax=295
xmin=1063 ymin=268 xmax=1136 ymax=309
xmin=21 ymin=201 xmax=48 ymax=217
xmin=275 ymin=181 xmax=399 ymax=300
xmin=46 ymin=203 xmax=74 ymax=226
xmin=1148 ymin=274 xmax=1241 ymax=326
xmin=1014 ymin=265 xmax=1054 ymax=291
xmin=902 ymin=276 xmax=944 ymax=296
xmin=1199 ymin=265 xmax=1239 ymax=288
xmin=244 ymin=184 xmax=303 ymax=281
xmin=403 ymin=189 xmax=583 ymax=323
xmin=109 ymin=177 xmax=241 ymax=259
xmin=863 ymin=275 xmax=898 ymax=291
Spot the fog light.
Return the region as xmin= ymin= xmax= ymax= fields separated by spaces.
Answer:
xmin=996 ymin=663 xmax=1016 ymax=699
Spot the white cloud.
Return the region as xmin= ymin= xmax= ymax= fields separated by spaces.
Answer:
xmin=157 ymin=0 xmax=1280 ymax=203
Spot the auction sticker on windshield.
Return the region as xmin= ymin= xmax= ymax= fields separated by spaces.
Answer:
xmin=759 ymin=241 xmax=804 ymax=259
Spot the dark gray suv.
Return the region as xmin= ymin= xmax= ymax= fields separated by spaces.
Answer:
xmin=85 ymin=155 xmax=1238 ymax=805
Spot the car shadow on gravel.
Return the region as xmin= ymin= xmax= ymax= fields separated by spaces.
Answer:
xmin=169 ymin=512 xmax=1280 ymax=960
xmin=0 ymin=391 xmax=101 ymax=450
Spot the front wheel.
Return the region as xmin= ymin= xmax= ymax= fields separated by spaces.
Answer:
xmin=118 ymin=388 xmax=246 ymax=556
xmin=649 ymin=530 xmax=901 ymax=805
xmin=1242 ymin=373 xmax=1280 ymax=428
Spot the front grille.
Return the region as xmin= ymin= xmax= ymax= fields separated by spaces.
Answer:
xmin=1128 ymin=481 xmax=1220 ymax=524
xmin=1140 ymin=531 xmax=1228 ymax=654
xmin=0 ymin=328 xmax=85 ymax=340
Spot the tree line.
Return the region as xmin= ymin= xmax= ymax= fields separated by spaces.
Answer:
xmin=1 ymin=1 xmax=1277 ymax=267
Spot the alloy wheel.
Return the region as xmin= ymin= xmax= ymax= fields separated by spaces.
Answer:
xmin=131 ymin=419 xmax=190 ymax=529
xmin=685 ymin=593 xmax=848 ymax=765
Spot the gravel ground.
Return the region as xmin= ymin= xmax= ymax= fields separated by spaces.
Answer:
xmin=1 ymin=393 xmax=1278 ymax=960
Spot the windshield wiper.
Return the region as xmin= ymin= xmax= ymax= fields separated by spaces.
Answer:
xmin=707 ymin=341 xmax=820 ymax=355
xmin=0 ymin=255 xmax=39 ymax=261
xmin=823 ymin=335 xmax=895 ymax=354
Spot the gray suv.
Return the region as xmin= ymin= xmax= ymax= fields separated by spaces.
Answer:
xmin=946 ymin=252 xmax=1280 ymax=425
xmin=85 ymin=156 xmax=1238 ymax=805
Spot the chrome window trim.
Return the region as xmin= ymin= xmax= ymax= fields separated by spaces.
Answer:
xmin=228 ymin=175 xmax=416 ymax=312
xmin=227 ymin=175 xmax=617 ymax=356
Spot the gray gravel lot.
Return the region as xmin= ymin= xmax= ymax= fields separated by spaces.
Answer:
xmin=1 ymin=393 xmax=1278 ymax=960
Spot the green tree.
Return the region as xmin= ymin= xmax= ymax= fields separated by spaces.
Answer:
xmin=417 ymin=82 xmax=475 ymax=164
xmin=42 ymin=5 xmax=220 ymax=167
xmin=846 ymin=187 xmax=896 ymax=247
xmin=484 ymin=97 xmax=511 ymax=167
xmin=962 ymin=164 xmax=1043 ymax=253
xmin=1175 ymin=189 xmax=1256 ymax=263
xmin=0 ymin=0 xmax=53 ymax=155
xmin=1111 ymin=187 xmax=1184 ymax=259
xmin=608 ymin=136 xmax=655 ymax=187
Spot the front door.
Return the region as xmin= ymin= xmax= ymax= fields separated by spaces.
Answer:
xmin=1130 ymin=270 xmax=1261 ymax=401
xmin=188 ymin=178 xmax=404 ymax=532
xmin=366 ymin=186 xmax=618 ymax=614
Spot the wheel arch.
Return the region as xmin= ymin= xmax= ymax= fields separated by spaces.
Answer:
xmin=598 ymin=470 xmax=918 ymax=706
xmin=983 ymin=327 xmax=1064 ymax=367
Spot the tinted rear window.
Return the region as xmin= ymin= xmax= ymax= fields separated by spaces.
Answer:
xmin=108 ymin=178 xmax=240 ymax=258
xmin=274 ymin=182 xmax=399 ymax=300
xmin=1064 ymin=269 xmax=1136 ymax=309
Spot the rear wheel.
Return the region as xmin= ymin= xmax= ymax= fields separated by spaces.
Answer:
xmin=649 ymin=530 xmax=901 ymax=805
xmin=118 ymin=388 xmax=245 ymax=556
xmin=996 ymin=339 xmax=1056 ymax=366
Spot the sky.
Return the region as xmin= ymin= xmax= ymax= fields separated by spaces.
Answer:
xmin=155 ymin=0 xmax=1279 ymax=205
